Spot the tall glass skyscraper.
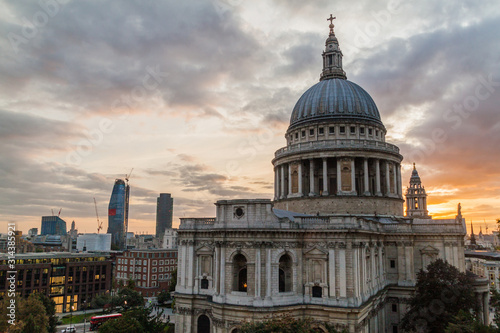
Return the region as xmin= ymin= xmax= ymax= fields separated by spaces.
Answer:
xmin=107 ymin=179 xmax=126 ymax=250
xmin=156 ymin=193 xmax=173 ymax=239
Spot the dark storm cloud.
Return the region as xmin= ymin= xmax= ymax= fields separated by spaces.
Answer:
xmin=1 ymin=0 xmax=263 ymax=118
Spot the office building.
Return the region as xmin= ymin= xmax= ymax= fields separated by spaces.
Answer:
xmin=156 ymin=193 xmax=174 ymax=239
xmin=41 ymin=216 xmax=67 ymax=236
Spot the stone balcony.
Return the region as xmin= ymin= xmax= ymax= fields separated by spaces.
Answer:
xmin=274 ymin=139 xmax=400 ymax=159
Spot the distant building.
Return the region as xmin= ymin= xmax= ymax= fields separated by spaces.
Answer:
xmin=162 ymin=229 xmax=178 ymax=249
xmin=41 ymin=216 xmax=67 ymax=235
xmin=466 ymin=251 xmax=500 ymax=291
xmin=114 ymin=249 xmax=178 ymax=297
xmin=156 ymin=193 xmax=173 ymax=239
xmin=0 ymin=252 xmax=113 ymax=313
xmin=107 ymin=179 xmax=127 ymax=250
xmin=28 ymin=228 xmax=38 ymax=237
xmin=127 ymin=233 xmax=160 ymax=250
xmin=76 ymin=233 xmax=112 ymax=252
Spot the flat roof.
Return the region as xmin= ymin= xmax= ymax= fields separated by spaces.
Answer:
xmin=0 ymin=252 xmax=111 ymax=260
xmin=465 ymin=250 xmax=500 ymax=260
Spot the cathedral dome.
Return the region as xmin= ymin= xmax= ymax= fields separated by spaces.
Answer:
xmin=289 ymin=78 xmax=382 ymax=129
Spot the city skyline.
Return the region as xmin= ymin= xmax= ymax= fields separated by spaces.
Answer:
xmin=1 ymin=0 xmax=499 ymax=234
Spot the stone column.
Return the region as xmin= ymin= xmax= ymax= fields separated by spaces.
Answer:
xmin=350 ymin=159 xmax=356 ymax=193
xmin=214 ymin=245 xmax=220 ymax=294
xmin=309 ymin=159 xmax=315 ymax=196
xmin=322 ymin=158 xmax=329 ymax=196
xmin=298 ymin=162 xmax=303 ymax=196
xmin=266 ymin=248 xmax=271 ymax=299
xmin=385 ymin=161 xmax=391 ymax=195
xmin=288 ymin=163 xmax=292 ymax=196
xmin=393 ymin=162 xmax=397 ymax=196
xmin=363 ymin=158 xmax=370 ymax=195
xmin=274 ymin=167 xmax=279 ymax=200
xmin=187 ymin=243 xmax=194 ymax=290
xmin=328 ymin=249 xmax=335 ymax=297
xmin=220 ymin=246 xmax=226 ymax=295
xmin=180 ymin=244 xmax=186 ymax=288
xmin=280 ymin=165 xmax=285 ymax=199
xmin=375 ymin=159 xmax=382 ymax=196
xmin=339 ymin=248 xmax=347 ymax=297
xmin=483 ymin=292 xmax=489 ymax=324
xmin=396 ymin=164 xmax=402 ymax=197
xmin=255 ymin=248 xmax=261 ymax=299
xmin=336 ymin=158 xmax=342 ymax=195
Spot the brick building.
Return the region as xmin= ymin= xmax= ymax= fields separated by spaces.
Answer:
xmin=115 ymin=249 xmax=177 ymax=297
xmin=0 ymin=252 xmax=113 ymax=313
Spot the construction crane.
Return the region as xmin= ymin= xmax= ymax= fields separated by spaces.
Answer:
xmin=58 ymin=208 xmax=62 ymax=217
xmin=94 ymin=197 xmax=103 ymax=233
xmin=123 ymin=168 xmax=133 ymax=248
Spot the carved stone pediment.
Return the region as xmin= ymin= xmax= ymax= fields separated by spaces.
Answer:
xmin=196 ymin=245 xmax=214 ymax=254
xmin=303 ymin=246 xmax=328 ymax=259
xmin=419 ymin=245 xmax=439 ymax=256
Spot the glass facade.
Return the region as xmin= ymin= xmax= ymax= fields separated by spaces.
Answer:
xmin=107 ymin=179 xmax=126 ymax=249
xmin=40 ymin=216 xmax=67 ymax=235
xmin=156 ymin=193 xmax=173 ymax=238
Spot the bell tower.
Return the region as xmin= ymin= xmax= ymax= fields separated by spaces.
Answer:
xmin=406 ymin=163 xmax=430 ymax=218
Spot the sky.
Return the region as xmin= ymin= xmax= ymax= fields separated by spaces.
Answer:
xmin=1 ymin=0 xmax=499 ymax=235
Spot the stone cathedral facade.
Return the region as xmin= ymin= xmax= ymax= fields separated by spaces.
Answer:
xmin=174 ymin=20 xmax=487 ymax=333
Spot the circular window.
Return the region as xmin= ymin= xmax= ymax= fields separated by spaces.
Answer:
xmin=235 ymin=207 xmax=244 ymax=218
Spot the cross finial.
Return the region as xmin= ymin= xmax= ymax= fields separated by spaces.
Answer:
xmin=327 ymin=14 xmax=336 ymax=34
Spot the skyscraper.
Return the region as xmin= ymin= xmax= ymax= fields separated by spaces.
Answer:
xmin=156 ymin=193 xmax=173 ymax=239
xmin=40 ymin=216 xmax=67 ymax=235
xmin=107 ymin=179 xmax=127 ymax=250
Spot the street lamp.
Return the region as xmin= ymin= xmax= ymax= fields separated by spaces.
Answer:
xmin=83 ymin=300 xmax=87 ymax=333
xmin=70 ymin=305 xmax=75 ymax=328
xmin=124 ymin=300 xmax=127 ymax=310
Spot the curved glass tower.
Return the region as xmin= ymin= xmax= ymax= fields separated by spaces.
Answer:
xmin=107 ymin=179 xmax=126 ymax=250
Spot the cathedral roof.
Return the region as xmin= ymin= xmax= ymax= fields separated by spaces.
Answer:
xmin=288 ymin=16 xmax=382 ymax=130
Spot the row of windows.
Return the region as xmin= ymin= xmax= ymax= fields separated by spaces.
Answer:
xmin=0 ymin=257 xmax=108 ymax=266
xmin=289 ymin=125 xmax=382 ymax=143
xmin=117 ymin=258 xmax=177 ymax=265
xmin=123 ymin=251 xmax=177 ymax=259
xmin=116 ymin=272 xmax=171 ymax=281
xmin=116 ymin=264 xmax=175 ymax=273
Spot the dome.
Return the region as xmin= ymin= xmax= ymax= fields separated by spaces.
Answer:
xmin=289 ymin=78 xmax=382 ymax=129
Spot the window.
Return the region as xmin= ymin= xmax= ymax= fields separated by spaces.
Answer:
xmin=312 ymin=286 xmax=322 ymax=298
xmin=309 ymin=129 xmax=314 ymax=136
xmin=393 ymin=326 xmax=398 ymax=333
xmin=390 ymin=260 xmax=396 ymax=268
xmin=143 ymin=275 xmax=146 ymax=280
xmin=153 ymin=275 xmax=157 ymax=280
xmin=160 ymin=260 xmax=164 ymax=265
xmin=301 ymin=130 xmax=306 ymax=138
xmin=153 ymin=260 xmax=157 ymax=265
xmin=329 ymin=126 xmax=335 ymax=134
xmin=124 ymin=259 xmax=127 ymax=264
xmin=360 ymin=127 xmax=365 ymax=134
xmin=295 ymin=132 xmax=298 ymax=139
xmin=152 ymin=267 xmax=157 ymax=273
xmin=232 ymin=254 xmax=247 ymax=292
xmin=201 ymin=278 xmax=209 ymax=289
xmin=339 ymin=126 xmax=345 ymax=134
xmin=118 ymin=259 xmax=122 ymax=264
xmin=279 ymin=254 xmax=292 ymax=292
xmin=198 ymin=315 xmax=211 ymax=333
xmin=392 ymin=304 xmax=398 ymax=312
xmin=159 ymin=267 xmax=164 ymax=272
xmin=319 ymin=127 xmax=324 ymax=135
xmin=375 ymin=130 xmax=379 ymax=137
xmin=368 ymin=128 xmax=373 ymax=135
xmin=350 ymin=126 xmax=356 ymax=134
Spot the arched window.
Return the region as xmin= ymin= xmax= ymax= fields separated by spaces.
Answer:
xmin=201 ymin=278 xmax=209 ymax=289
xmin=279 ymin=254 xmax=292 ymax=292
xmin=312 ymin=286 xmax=322 ymax=298
xmin=233 ymin=254 xmax=247 ymax=292
xmin=197 ymin=315 xmax=210 ymax=333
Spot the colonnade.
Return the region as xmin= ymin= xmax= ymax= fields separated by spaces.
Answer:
xmin=274 ymin=157 xmax=402 ymax=200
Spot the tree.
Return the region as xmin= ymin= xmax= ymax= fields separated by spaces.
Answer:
xmin=0 ymin=294 xmax=50 ymax=333
xmin=157 ymin=290 xmax=170 ymax=304
xmin=168 ymin=268 xmax=177 ymax=293
xmin=126 ymin=277 xmax=136 ymax=290
xmin=444 ymin=310 xmax=496 ymax=333
xmin=125 ymin=307 xmax=170 ymax=332
xmin=401 ymin=259 xmax=480 ymax=333
xmin=239 ymin=314 xmax=347 ymax=333
xmin=98 ymin=316 xmax=145 ymax=333
xmin=117 ymin=287 xmax=144 ymax=308
xmin=34 ymin=293 xmax=57 ymax=333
